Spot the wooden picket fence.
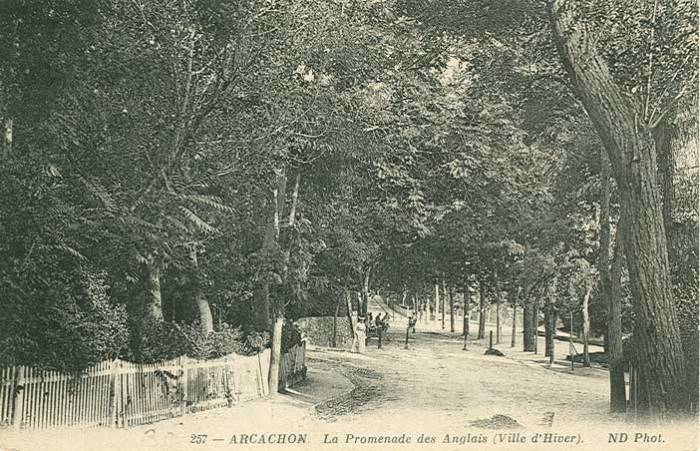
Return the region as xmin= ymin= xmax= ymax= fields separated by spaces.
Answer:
xmin=0 ymin=342 xmax=306 ymax=430
xmin=279 ymin=341 xmax=306 ymax=389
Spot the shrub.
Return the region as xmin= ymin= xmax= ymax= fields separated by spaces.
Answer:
xmin=0 ymin=268 xmax=129 ymax=372
xmin=134 ymin=321 xmax=271 ymax=363
xmin=281 ymin=321 xmax=303 ymax=353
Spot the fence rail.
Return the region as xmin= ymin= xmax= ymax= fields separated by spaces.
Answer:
xmin=0 ymin=342 xmax=305 ymax=430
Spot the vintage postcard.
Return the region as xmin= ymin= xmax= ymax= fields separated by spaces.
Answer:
xmin=0 ymin=0 xmax=697 ymax=450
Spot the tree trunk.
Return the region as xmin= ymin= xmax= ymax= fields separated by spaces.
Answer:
xmin=576 ymin=314 xmax=581 ymax=341
xmin=252 ymin=171 xmax=286 ymax=331
xmin=145 ymin=255 xmax=164 ymax=322
xmin=548 ymin=0 xmax=687 ymax=415
xmin=346 ymin=290 xmax=356 ymax=336
xmin=598 ymin=146 xmax=613 ymax=358
xmin=266 ymin=167 xmax=294 ymax=395
xmin=532 ymin=299 xmax=539 ymax=354
xmin=441 ymin=279 xmax=447 ymax=330
xmin=496 ymin=292 xmax=501 ymax=345
xmin=449 ymin=287 xmax=455 ymax=333
xmin=511 ymin=287 xmax=520 ymax=348
xmin=433 ymin=283 xmax=439 ymax=321
xmin=253 ymin=283 xmax=271 ymax=331
xmin=332 ymin=298 xmax=340 ymax=348
xmin=523 ymin=300 xmax=534 ymax=352
xmin=190 ymin=245 xmax=213 ymax=335
xmin=332 ymin=313 xmax=337 ymax=348
xmin=362 ymin=266 xmax=372 ymax=316
xmin=609 ymin=220 xmax=627 ymax=412
xmin=463 ymin=282 xmax=471 ymax=337
xmin=551 ymin=309 xmax=559 ymax=363
xmin=545 ymin=276 xmax=558 ymax=360
xmin=267 ymin=315 xmax=284 ymax=394
xmin=423 ymin=296 xmax=428 ymax=323
xmin=477 ymin=281 xmax=486 ymax=340
xmin=544 ymin=305 xmax=552 ymax=358
xmin=288 ymin=173 xmax=300 ymax=229
xmin=581 ymin=280 xmax=592 ymax=367
xmin=654 ymin=119 xmax=675 ymax=252
xmin=3 ymin=118 xmax=12 ymax=159
xmin=569 ymin=310 xmax=575 ymax=371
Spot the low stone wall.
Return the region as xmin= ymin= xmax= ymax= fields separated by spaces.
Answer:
xmin=296 ymin=316 xmax=353 ymax=349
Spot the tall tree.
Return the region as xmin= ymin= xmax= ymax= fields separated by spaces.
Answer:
xmin=547 ymin=0 xmax=688 ymax=415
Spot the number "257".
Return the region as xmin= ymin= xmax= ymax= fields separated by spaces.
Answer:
xmin=190 ymin=434 xmax=208 ymax=444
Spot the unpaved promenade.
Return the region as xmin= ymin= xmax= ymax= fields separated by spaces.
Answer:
xmin=1 ymin=329 xmax=697 ymax=451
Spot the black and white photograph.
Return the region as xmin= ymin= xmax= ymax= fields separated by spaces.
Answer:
xmin=0 ymin=0 xmax=698 ymax=450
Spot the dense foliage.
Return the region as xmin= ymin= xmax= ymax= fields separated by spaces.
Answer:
xmin=0 ymin=0 xmax=696 ymax=415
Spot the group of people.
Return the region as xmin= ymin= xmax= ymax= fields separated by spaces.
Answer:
xmin=351 ymin=312 xmax=391 ymax=353
xmin=368 ymin=312 xmax=391 ymax=333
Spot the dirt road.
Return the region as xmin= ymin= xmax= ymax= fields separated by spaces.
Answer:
xmin=307 ymin=328 xmax=615 ymax=428
xmin=1 ymin=329 xmax=697 ymax=451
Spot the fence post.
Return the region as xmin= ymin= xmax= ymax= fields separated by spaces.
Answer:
xmin=12 ymin=366 xmax=25 ymax=430
xmin=224 ymin=355 xmax=234 ymax=406
xmin=109 ymin=360 xmax=119 ymax=428
xmin=256 ymin=353 xmax=266 ymax=397
xmin=180 ymin=356 xmax=188 ymax=416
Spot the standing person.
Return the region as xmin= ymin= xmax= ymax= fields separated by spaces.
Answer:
xmin=381 ymin=313 xmax=391 ymax=342
xmin=352 ymin=319 xmax=367 ymax=353
xmin=364 ymin=315 xmax=371 ymax=345
xmin=382 ymin=313 xmax=390 ymax=331
xmin=375 ymin=313 xmax=384 ymax=348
